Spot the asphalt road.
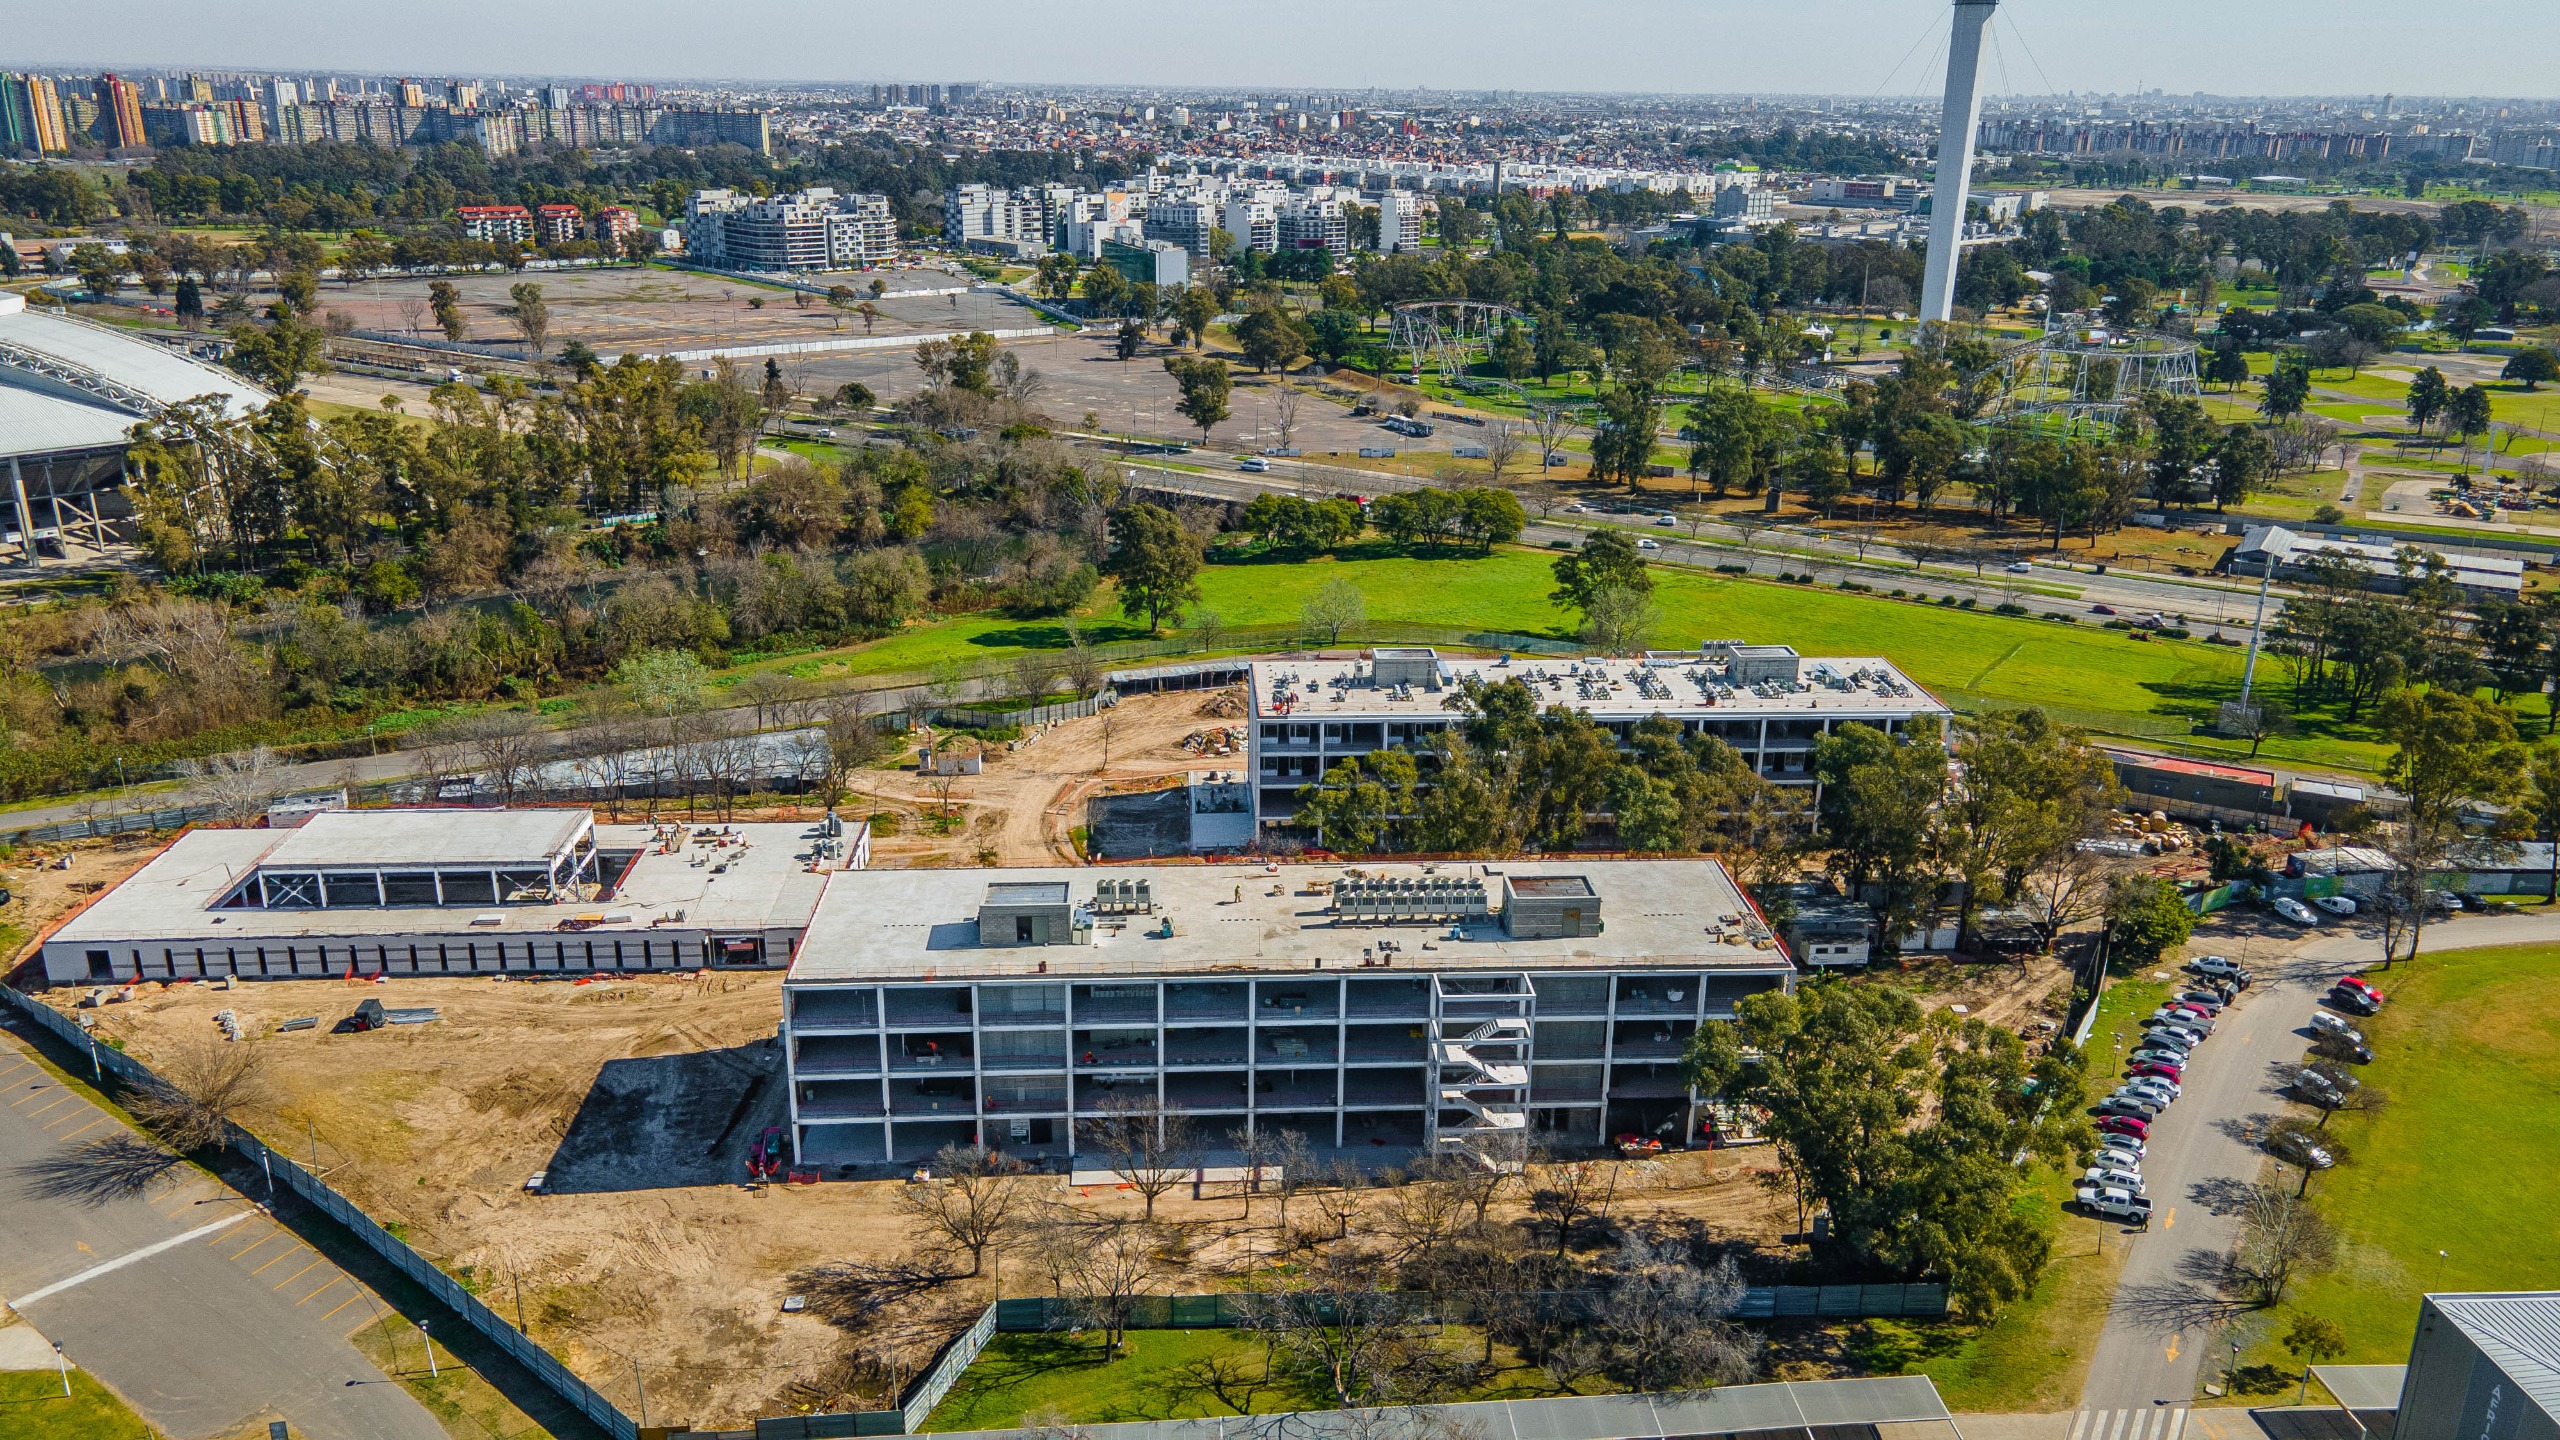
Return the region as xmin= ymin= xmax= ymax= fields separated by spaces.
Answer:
xmin=2075 ymin=908 xmax=2560 ymax=1413
xmin=0 ymin=1021 xmax=446 ymax=1440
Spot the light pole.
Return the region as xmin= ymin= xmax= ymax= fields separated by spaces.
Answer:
xmin=418 ymin=1320 xmax=438 ymax=1379
xmin=52 ymin=1341 xmax=70 ymax=1399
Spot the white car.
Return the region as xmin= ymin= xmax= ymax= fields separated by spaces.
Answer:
xmin=2082 ymin=1165 xmax=2145 ymax=1194
xmin=1655 ymin=513 xmax=1678 ymax=527
xmin=2121 ymin=1075 xmax=2181 ymax=1100
xmin=1238 ymin=456 xmax=1270 ymax=472
xmin=2006 ymin=560 xmax=2033 ymax=573
xmin=2308 ymin=1012 xmax=2364 ymax=1042
xmin=2076 ymin=1186 xmax=2153 ymax=1222
xmin=2273 ymin=897 xmax=2320 ymax=926
xmin=2313 ymin=894 xmax=2358 ymax=916
xmin=2189 ymin=955 xmax=2246 ymax=978
xmin=1637 ymin=537 xmax=1661 ymax=550
xmin=2094 ymin=1141 xmax=2145 ymax=1168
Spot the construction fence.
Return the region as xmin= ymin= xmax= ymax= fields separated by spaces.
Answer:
xmin=989 ymin=1284 xmax=1946 ymax=1333
xmin=0 ymin=984 xmax=641 ymax=1440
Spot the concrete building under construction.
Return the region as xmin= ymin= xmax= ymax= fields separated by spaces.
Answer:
xmin=779 ymin=859 xmax=1796 ymax=1168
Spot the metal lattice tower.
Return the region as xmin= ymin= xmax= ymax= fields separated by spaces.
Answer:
xmin=1982 ymin=317 xmax=2202 ymax=436
xmin=1387 ymin=301 xmax=1530 ymax=387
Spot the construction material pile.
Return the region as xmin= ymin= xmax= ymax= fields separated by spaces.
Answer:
xmin=1181 ymin=726 xmax=1245 ymax=757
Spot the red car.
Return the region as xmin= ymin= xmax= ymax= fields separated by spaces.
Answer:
xmin=2164 ymin=1001 xmax=2215 ymax=1021
xmin=2128 ymin=1060 xmax=2183 ymax=1084
xmin=2338 ymin=976 xmax=2386 ymax=1004
xmin=2096 ymin=1115 xmax=2150 ymax=1141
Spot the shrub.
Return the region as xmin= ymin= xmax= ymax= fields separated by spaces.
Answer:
xmin=2104 ymin=618 xmax=2135 ymax=630
xmin=868 ymin=810 xmax=902 ymax=837
xmin=1715 ymin=564 xmax=1748 ymax=575
xmin=1958 ymin=597 xmax=1977 ymax=608
xmin=2157 ymin=626 xmax=2192 ymax=640
xmin=2045 ymin=612 xmax=2076 ymax=623
xmin=1938 ymin=594 xmax=1958 ymax=606
xmin=1889 ymin=588 xmax=1907 ymax=597
xmin=1994 ymin=601 xmax=2029 ymax=616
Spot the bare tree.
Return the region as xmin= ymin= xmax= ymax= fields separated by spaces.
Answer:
xmin=733 ymin=671 xmax=806 ymax=734
xmin=1589 ymin=1236 xmax=1759 ymax=1391
xmin=2233 ymin=1181 xmax=2337 ymax=1304
xmin=1527 ymin=407 xmax=1574 ymax=475
xmin=690 ymin=730 xmax=761 ymax=819
xmin=1241 ymin=1244 xmax=1469 ymax=1407
xmin=897 ymin=1144 xmax=1028 ymax=1279
xmin=811 ymin=694 xmax=889 ymax=811
xmin=1308 ymin=1156 xmax=1366 ymax=1241
xmin=178 ymin=745 xmax=285 ymax=825
xmin=1087 ymin=1093 xmax=1200 ymax=1221
xmin=396 ymin=295 xmax=428 ymax=339
xmin=1035 ymin=1210 xmax=1162 ymax=1358
xmin=1272 ymin=385 xmax=1302 ymax=453
xmin=1483 ymin=420 xmax=1526 ymax=488
xmin=416 ymin=709 xmax=549 ymax=806
xmin=1012 ymin=653 xmax=1062 ymax=706
xmin=1060 ymin=625 xmax=1106 ymax=696
xmin=127 ymin=1039 xmax=275 ymax=1151
xmin=1528 ymin=1157 xmax=1616 ymax=1258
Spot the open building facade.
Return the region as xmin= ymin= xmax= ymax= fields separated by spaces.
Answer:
xmin=780 ymin=859 xmax=1796 ymax=1168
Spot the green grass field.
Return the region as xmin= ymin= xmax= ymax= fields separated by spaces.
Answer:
xmin=922 ymin=1328 xmax=1578 ymax=1431
xmin=0 ymin=1367 xmax=158 ymax=1440
xmin=773 ymin=545 xmax=2397 ymax=772
xmin=2233 ymin=941 xmax=2560 ymax=1376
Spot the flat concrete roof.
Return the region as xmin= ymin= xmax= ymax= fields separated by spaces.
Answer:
xmin=48 ymin=817 xmax=837 ymax=947
xmin=258 ymin=808 xmax=591 ymax=871
xmin=788 ymin=859 xmax=1792 ymax=984
xmin=1249 ymin=654 xmax=1943 ymax=723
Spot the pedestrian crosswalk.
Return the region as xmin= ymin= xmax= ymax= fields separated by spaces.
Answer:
xmin=2071 ymin=1409 xmax=2190 ymax=1440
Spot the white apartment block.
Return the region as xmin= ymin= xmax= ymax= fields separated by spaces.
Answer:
xmin=1248 ymin=646 xmax=1950 ymax=833
xmin=688 ymin=187 xmax=897 ymax=272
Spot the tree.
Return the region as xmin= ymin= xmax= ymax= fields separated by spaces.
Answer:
xmin=1300 ymin=577 xmax=1367 ymax=646
xmin=1235 ymin=306 xmax=1311 ymax=374
xmin=2261 ymin=354 xmax=2312 ymax=421
xmin=2406 ymin=365 xmax=2450 ymax=437
xmin=2106 ymin=873 xmax=2196 ymax=964
xmin=177 ymin=744 xmax=284 ymax=825
xmin=1810 ymin=719 xmax=1948 ymax=944
xmin=429 ymin=279 xmax=466 ymax=341
xmin=2234 ymin=1182 xmax=2337 ymax=1304
xmin=2205 ymin=343 xmax=2251 ymax=391
xmin=831 ymin=381 xmax=876 ymax=414
xmin=69 ymin=241 xmax=125 ymax=299
xmin=1273 ymin=385 xmax=1303 ymax=453
xmin=1037 ymin=1212 xmax=1162 ymax=1359
xmin=125 ymin=1038 xmax=275 ymax=1151
xmin=1085 ymin=1093 xmax=1200 ymax=1221
xmin=2213 ymin=424 xmax=2275 ymax=512
xmin=228 ymin=314 xmax=329 ymax=395
xmin=2448 ymin=384 xmax=2496 ymax=472
xmin=1115 ymin=318 xmax=1144 ymax=361
xmin=506 ymin=281 xmax=548 ymax=356
xmin=1103 ymin=501 xmax=1203 ymax=634
xmin=1163 ymin=356 xmax=1232 ymax=443
xmin=1527 ymin=407 xmax=1574 ymax=475
xmin=1175 ymin=286 xmax=1219 ymax=348
xmin=1550 ymin=528 xmax=1651 ymax=617
xmin=1577 ymin=583 xmax=1658 ymax=654
xmin=896 ymin=1144 xmax=1025 ymax=1278
xmin=2375 ymin=686 xmax=2528 ymax=967
xmin=2283 ymin=1315 xmax=2347 ymax=1372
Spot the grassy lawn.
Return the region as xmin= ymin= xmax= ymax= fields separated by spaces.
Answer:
xmin=348 ymin=1307 xmax=551 ymax=1440
xmin=775 ymin=546 xmax=2394 ymax=773
xmin=922 ymin=1329 xmax=1580 ymax=1432
xmin=0 ymin=1368 xmax=158 ymax=1440
xmin=2230 ymin=941 xmax=2560 ymax=1377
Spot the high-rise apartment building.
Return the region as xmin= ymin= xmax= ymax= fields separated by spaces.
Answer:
xmin=96 ymin=74 xmax=146 ymax=150
xmin=2 ymin=75 xmax=69 ymax=156
xmin=687 ymin=188 xmax=896 ymax=272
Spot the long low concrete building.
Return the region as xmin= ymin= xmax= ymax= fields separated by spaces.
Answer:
xmin=779 ymin=858 xmax=1795 ymax=1168
xmin=35 ymin=807 xmax=866 ymax=985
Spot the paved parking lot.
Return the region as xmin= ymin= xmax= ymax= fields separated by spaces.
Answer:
xmin=0 ymin=1023 xmax=444 ymax=1440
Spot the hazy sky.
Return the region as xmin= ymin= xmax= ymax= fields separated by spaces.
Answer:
xmin=11 ymin=1 xmax=2557 ymax=99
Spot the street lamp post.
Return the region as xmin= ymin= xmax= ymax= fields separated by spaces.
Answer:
xmin=53 ymin=1341 xmax=70 ymax=1399
xmin=419 ymin=1320 xmax=438 ymax=1379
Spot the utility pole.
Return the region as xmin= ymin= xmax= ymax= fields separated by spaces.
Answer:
xmin=1919 ymin=0 xmax=1999 ymax=327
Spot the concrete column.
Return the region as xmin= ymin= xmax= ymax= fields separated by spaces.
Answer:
xmin=1919 ymin=0 xmax=1999 ymax=326
xmin=7 ymin=455 xmax=37 ymax=568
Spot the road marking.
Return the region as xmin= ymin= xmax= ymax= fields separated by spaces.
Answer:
xmin=2163 ymin=1206 xmax=2176 ymax=1228
xmin=272 ymin=1257 xmax=327 ymax=1291
xmin=53 ymin=1118 xmax=108 ymax=1142
xmin=250 ymin=1245 xmax=308 ymax=1276
xmin=7 ymin=1211 xmax=252 ymax=1307
xmin=42 ymin=1108 xmax=102 ymax=1131
xmin=2166 ymin=1333 xmax=2183 ymax=1361
xmin=296 ymin=1276 xmax=342 ymax=1305
xmin=19 ymin=1096 xmax=76 ymax=1118
xmin=227 ymin=1229 xmax=279 ymax=1257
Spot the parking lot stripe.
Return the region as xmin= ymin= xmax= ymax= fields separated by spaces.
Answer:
xmin=250 ymin=1246 xmax=308 ymax=1276
xmin=319 ymin=1291 xmax=369 ymax=1322
xmin=229 ymin=1230 xmax=281 ymax=1258
xmin=53 ymin=1118 xmax=108 ymax=1143
xmin=271 ymin=1258 xmax=327 ymax=1291
xmin=18 ymin=1095 xmax=77 ymax=1118
xmin=297 ymin=1276 xmax=342 ymax=1305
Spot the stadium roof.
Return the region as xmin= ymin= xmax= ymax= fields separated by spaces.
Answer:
xmin=0 ymin=292 xmax=269 ymax=461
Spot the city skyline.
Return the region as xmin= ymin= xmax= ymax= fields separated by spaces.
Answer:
xmin=8 ymin=0 xmax=2558 ymax=100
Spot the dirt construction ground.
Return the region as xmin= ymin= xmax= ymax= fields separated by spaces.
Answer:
xmin=49 ymin=971 xmax=1809 ymax=1430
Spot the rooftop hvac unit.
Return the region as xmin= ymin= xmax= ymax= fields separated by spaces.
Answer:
xmin=1132 ymin=878 xmax=1154 ymax=912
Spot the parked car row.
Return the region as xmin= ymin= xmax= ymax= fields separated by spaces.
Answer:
xmin=2075 ymin=962 xmax=2251 ymax=1225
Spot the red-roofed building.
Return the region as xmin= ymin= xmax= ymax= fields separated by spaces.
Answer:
xmin=589 ymin=205 xmax=639 ymax=248
xmin=455 ymin=204 xmax=532 ymax=243
xmin=535 ymin=203 xmax=584 ymax=246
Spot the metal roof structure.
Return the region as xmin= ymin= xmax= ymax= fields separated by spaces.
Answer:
xmin=2425 ymin=1292 xmax=2560 ymax=1423
xmin=0 ymin=291 xmax=270 ymax=467
xmin=258 ymin=808 xmax=593 ymax=871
